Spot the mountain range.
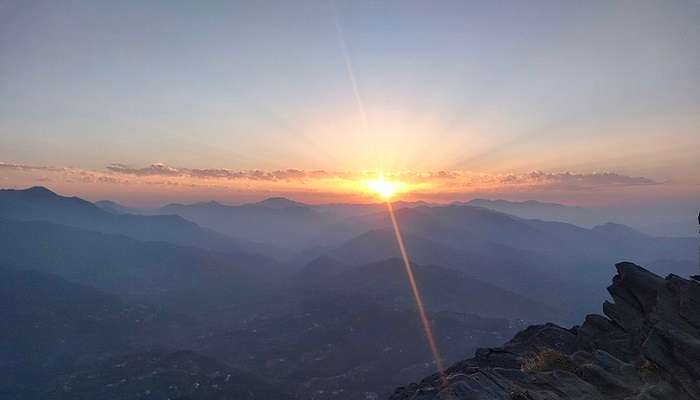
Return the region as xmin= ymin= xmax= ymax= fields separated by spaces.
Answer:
xmin=459 ymin=198 xmax=605 ymax=227
xmin=1 ymin=186 xmax=697 ymax=400
xmin=301 ymin=204 xmax=696 ymax=319
xmin=0 ymin=187 xmax=527 ymax=399
xmin=0 ymin=187 xmax=242 ymax=253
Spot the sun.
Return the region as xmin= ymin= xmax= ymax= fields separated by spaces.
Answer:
xmin=365 ymin=175 xmax=406 ymax=200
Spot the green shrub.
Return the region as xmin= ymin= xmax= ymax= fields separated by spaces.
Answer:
xmin=521 ymin=348 xmax=578 ymax=374
xmin=639 ymin=358 xmax=660 ymax=383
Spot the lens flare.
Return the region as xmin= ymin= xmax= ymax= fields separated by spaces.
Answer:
xmin=386 ymin=200 xmax=447 ymax=385
xmin=365 ymin=175 xmax=406 ymax=199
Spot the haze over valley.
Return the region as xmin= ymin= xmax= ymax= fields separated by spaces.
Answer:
xmin=1 ymin=186 xmax=697 ymax=398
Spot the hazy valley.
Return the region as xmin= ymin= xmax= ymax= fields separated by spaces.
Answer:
xmin=1 ymin=186 xmax=697 ymax=399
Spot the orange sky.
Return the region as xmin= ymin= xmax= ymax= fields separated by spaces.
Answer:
xmin=2 ymin=161 xmax=697 ymax=207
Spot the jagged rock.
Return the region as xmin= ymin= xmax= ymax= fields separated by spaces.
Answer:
xmin=388 ymin=262 xmax=700 ymax=400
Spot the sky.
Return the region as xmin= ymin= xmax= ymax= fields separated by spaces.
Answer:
xmin=1 ymin=0 xmax=699 ymax=206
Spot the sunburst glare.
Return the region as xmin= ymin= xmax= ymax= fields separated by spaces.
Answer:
xmin=364 ymin=175 xmax=407 ymax=199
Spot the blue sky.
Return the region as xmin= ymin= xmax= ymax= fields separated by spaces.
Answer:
xmin=1 ymin=0 xmax=699 ymax=203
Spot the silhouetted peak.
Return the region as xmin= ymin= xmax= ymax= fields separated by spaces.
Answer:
xmin=0 ymin=186 xmax=100 ymax=213
xmin=94 ymin=200 xmax=124 ymax=213
xmin=95 ymin=200 xmax=119 ymax=206
xmin=160 ymin=202 xmax=185 ymax=209
xmin=592 ymin=222 xmax=646 ymax=237
xmin=255 ymin=197 xmax=306 ymax=209
xmin=465 ymin=198 xmax=570 ymax=209
xmin=94 ymin=200 xmax=143 ymax=214
xmin=193 ymin=200 xmax=224 ymax=207
xmin=21 ymin=186 xmax=58 ymax=197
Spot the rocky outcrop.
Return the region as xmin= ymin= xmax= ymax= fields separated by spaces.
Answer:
xmin=388 ymin=262 xmax=700 ymax=400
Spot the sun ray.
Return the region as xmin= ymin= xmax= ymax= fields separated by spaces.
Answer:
xmin=386 ymin=200 xmax=447 ymax=385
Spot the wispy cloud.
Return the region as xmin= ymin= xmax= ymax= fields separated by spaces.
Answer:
xmin=491 ymin=171 xmax=659 ymax=188
xmin=101 ymin=163 xmax=662 ymax=191
xmin=2 ymin=161 xmax=661 ymax=193
xmin=106 ymin=163 xmax=181 ymax=177
xmin=106 ymin=163 xmax=366 ymax=182
xmin=103 ymin=164 xmax=476 ymax=184
xmin=0 ymin=162 xmax=65 ymax=172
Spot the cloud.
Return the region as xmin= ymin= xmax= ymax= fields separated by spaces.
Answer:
xmin=102 ymin=163 xmax=660 ymax=190
xmin=97 ymin=176 xmax=128 ymax=184
xmin=2 ymin=160 xmax=661 ymax=192
xmin=102 ymin=164 xmax=469 ymax=184
xmin=2 ymin=161 xmax=133 ymax=185
xmin=105 ymin=163 xmax=355 ymax=181
xmin=106 ymin=163 xmax=181 ymax=177
xmin=0 ymin=162 xmax=64 ymax=172
xmin=493 ymin=170 xmax=658 ymax=188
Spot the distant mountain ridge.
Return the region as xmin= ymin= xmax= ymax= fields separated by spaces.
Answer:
xmin=254 ymin=196 xmax=308 ymax=209
xmin=460 ymin=198 xmax=605 ymax=227
xmin=315 ymin=228 xmax=574 ymax=312
xmin=6 ymin=187 xmax=694 ymax=319
xmin=466 ymin=198 xmax=577 ymax=209
xmin=3 ymin=186 xmax=698 ymax=400
xmin=346 ymin=204 xmax=696 ymax=266
xmin=94 ymin=199 xmax=143 ymax=214
xmin=155 ymin=196 xmax=432 ymax=252
xmin=157 ymin=197 xmax=327 ymax=250
xmin=307 ymin=204 xmax=696 ymax=319
xmin=0 ymin=187 xmax=242 ymax=253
